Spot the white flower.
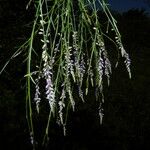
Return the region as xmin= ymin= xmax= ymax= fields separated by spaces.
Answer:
xmin=40 ymin=20 xmax=46 ymax=25
xmin=34 ymin=77 xmax=41 ymax=113
xmin=58 ymin=100 xmax=65 ymax=124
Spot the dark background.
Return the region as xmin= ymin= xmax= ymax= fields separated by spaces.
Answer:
xmin=109 ymin=0 xmax=150 ymax=12
xmin=0 ymin=0 xmax=150 ymax=150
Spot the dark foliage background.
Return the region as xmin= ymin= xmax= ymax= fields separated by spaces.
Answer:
xmin=0 ymin=0 xmax=150 ymax=149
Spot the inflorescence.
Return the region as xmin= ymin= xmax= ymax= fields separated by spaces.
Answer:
xmin=25 ymin=0 xmax=131 ymax=146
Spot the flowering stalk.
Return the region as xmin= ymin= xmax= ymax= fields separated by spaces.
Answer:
xmin=23 ymin=0 xmax=132 ymax=148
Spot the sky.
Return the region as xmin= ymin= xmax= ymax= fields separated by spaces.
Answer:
xmin=108 ymin=0 xmax=150 ymax=12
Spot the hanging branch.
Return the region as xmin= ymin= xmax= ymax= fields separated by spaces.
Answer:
xmin=0 ymin=0 xmax=131 ymax=149
xmin=26 ymin=0 xmax=131 ymax=147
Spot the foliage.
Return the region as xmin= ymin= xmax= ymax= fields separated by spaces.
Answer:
xmin=1 ymin=0 xmax=131 ymax=149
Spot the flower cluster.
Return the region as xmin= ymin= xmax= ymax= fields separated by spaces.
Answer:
xmin=63 ymin=45 xmax=75 ymax=110
xmin=64 ymin=46 xmax=75 ymax=81
xmin=44 ymin=62 xmax=55 ymax=114
xmin=98 ymin=54 xmax=104 ymax=86
xmin=33 ymin=12 xmax=56 ymax=114
xmin=79 ymin=54 xmax=86 ymax=83
xmin=96 ymin=35 xmax=112 ymax=87
xmin=42 ymin=48 xmax=55 ymax=113
xmin=58 ymin=100 xmax=66 ymax=135
xmin=115 ymin=36 xmax=131 ymax=78
xmin=121 ymin=48 xmax=131 ymax=78
xmin=72 ymin=31 xmax=85 ymax=101
xmin=26 ymin=0 xmax=133 ymax=147
xmin=34 ymin=77 xmax=41 ymax=113
xmin=73 ymin=31 xmax=80 ymax=78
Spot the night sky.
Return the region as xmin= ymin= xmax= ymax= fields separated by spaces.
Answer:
xmin=108 ymin=0 xmax=150 ymax=12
